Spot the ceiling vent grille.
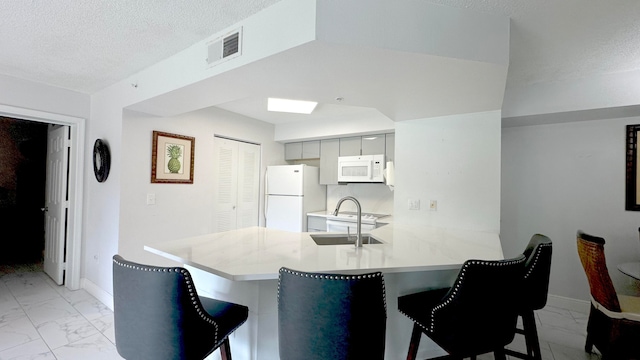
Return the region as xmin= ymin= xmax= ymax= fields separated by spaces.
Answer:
xmin=207 ymin=27 xmax=242 ymax=67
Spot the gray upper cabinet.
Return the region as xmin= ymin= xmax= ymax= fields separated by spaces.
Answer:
xmin=361 ymin=134 xmax=386 ymax=155
xmin=339 ymin=137 xmax=361 ymax=156
xmin=293 ymin=133 xmax=394 ymax=184
xmin=285 ymin=141 xmax=320 ymax=160
xmin=285 ymin=142 xmax=303 ymax=160
xmin=320 ymin=139 xmax=339 ymax=184
xmin=385 ymin=133 xmax=395 ymax=163
xmin=302 ymin=140 xmax=320 ymax=159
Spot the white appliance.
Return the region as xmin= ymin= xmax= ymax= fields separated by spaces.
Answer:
xmin=326 ymin=212 xmax=389 ymax=233
xmin=265 ymin=165 xmax=326 ymax=232
xmin=337 ymin=154 xmax=385 ymax=183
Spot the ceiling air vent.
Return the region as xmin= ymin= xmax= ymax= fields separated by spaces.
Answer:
xmin=207 ymin=27 xmax=242 ymax=67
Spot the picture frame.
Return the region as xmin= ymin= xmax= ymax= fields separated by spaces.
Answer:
xmin=151 ymin=131 xmax=195 ymax=184
xmin=626 ymin=124 xmax=640 ymax=210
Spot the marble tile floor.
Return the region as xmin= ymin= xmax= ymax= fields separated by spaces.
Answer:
xmin=1 ymin=263 xmax=602 ymax=360
xmin=0 ymin=263 xmax=122 ymax=360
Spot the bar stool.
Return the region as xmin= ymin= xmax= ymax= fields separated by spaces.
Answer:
xmin=506 ymin=234 xmax=552 ymax=360
xmin=277 ymin=267 xmax=387 ymax=360
xmin=112 ymin=255 xmax=249 ymax=360
xmin=398 ymin=255 xmax=526 ymax=360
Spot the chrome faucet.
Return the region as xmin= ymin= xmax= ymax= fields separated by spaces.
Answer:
xmin=333 ymin=196 xmax=363 ymax=247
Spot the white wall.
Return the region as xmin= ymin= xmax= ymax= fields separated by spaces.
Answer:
xmin=0 ymin=74 xmax=90 ymax=291
xmin=503 ymin=69 xmax=640 ymax=119
xmin=275 ymin=113 xmax=395 ymax=142
xmin=119 ymin=107 xmax=284 ymax=268
xmin=394 ymin=111 xmax=502 ymax=233
xmin=84 ymin=0 xmax=316 ymax=296
xmin=326 ymin=183 xmax=394 ymax=216
xmin=501 ymin=117 xmax=640 ymax=301
xmin=0 ymin=74 xmax=89 ymax=119
xmin=316 ymin=0 xmax=509 ymax=66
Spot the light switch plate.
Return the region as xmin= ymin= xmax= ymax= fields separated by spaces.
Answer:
xmin=408 ymin=199 xmax=420 ymax=210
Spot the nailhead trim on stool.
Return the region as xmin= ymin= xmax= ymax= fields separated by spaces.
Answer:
xmin=112 ymin=258 xmax=222 ymax=343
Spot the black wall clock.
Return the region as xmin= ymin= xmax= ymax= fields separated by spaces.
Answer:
xmin=93 ymin=139 xmax=111 ymax=183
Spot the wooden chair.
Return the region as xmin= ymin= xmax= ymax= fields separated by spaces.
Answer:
xmin=576 ymin=231 xmax=640 ymax=359
xmin=112 ymin=255 xmax=249 ymax=360
xmin=277 ymin=267 xmax=387 ymax=360
xmin=505 ymin=234 xmax=553 ymax=360
xmin=398 ymin=255 xmax=526 ymax=360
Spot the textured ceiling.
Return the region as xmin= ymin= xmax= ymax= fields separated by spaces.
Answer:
xmin=0 ymin=0 xmax=279 ymax=93
xmin=1 ymin=0 xmax=639 ymax=94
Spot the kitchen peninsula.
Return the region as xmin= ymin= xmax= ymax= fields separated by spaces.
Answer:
xmin=145 ymin=224 xmax=503 ymax=359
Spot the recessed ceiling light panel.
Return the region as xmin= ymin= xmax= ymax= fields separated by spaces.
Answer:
xmin=267 ymin=98 xmax=318 ymax=114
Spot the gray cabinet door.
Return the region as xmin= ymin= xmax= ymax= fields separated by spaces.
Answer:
xmin=361 ymin=134 xmax=386 ymax=155
xmin=385 ymin=133 xmax=395 ymax=163
xmin=285 ymin=142 xmax=303 ymax=160
xmin=339 ymin=137 xmax=361 ymax=156
xmin=320 ymin=139 xmax=340 ymax=184
xmin=307 ymin=215 xmax=327 ymax=231
xmin=302 ymin=140 xmax=320 ymax=159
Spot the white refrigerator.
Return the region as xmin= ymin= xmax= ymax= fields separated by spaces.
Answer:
xmin=265 ymin=165 xmax=326 ymax=232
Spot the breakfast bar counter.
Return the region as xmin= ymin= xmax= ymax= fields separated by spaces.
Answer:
xmin=144 ymin=223 xmax=503 ymax=281
xmin=144 ymin=224 xmax=503 ymax=360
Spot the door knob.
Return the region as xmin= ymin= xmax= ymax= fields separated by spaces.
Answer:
xmin=40 ymin=207 xmax=48 ymax=212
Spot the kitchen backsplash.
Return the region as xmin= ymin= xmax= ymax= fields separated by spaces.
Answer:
xmin=326 ymin=183 xmax=394 ymax=215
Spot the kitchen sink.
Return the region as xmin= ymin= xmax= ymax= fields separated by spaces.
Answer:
xmin=310 ymin=233 xmax=383 ymax=246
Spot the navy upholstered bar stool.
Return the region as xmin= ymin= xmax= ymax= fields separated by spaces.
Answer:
xmin=277 ymin=267 xmax=387 ymax=360
xmin=398 ymin=255 xmax=526 ymax=360
xmin=112 ymin=255 xmax=248 ymax=360
xmin=506 ymin=234 xmax=552 ymax=360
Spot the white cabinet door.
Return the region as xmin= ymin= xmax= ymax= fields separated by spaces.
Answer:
xmin=213 ymin=137 xmax=260 ymax=232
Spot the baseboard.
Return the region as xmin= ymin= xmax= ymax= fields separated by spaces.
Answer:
xmin=546 ymin=294 xmax=590 ymax=313
xmin=81 ymin=277 xmax=114 ymax=311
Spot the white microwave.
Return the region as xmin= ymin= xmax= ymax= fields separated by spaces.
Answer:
xmin=337 ymin=154 xmax=385 ymax=183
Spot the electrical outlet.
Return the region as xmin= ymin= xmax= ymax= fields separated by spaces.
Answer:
xmin=146 ymin=193 xmax=156 ymax=205
xmin=408 ymin=199 xmax=420 ymax=210
xmin=430 ymin=200 xmax=438 ymax=211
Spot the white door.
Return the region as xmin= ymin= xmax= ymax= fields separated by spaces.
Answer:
xmin=236 ymin=142 xmax=260 ymax=228
xmin=213 ymin=137 xmax=260 ymax=232
xmin=44 ymin=125 xmax=69 ymax=285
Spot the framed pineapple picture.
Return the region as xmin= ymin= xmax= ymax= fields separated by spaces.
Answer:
xmin=151 ymin=131 xmax=195 ymax=184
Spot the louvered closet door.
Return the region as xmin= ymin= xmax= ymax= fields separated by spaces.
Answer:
xmin=236 ymin=142 xmax=260 ymax=228
xmin=212 ymin=137 xmax=260 ymax=232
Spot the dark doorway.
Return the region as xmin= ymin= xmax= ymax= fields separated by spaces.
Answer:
xmin=0 ymin=117 xmax=48 ymax=264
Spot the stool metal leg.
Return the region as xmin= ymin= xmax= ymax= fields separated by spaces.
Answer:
xmin=406 ymin=323 xmax=422 ymax=360
xmin=220 ymin=338 xmax=232 ymax=360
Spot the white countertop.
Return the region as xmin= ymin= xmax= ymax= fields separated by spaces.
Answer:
xmin=144 ymin=224 xmax=503 ymax=281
